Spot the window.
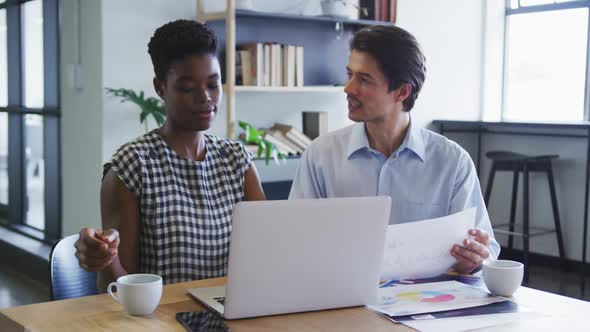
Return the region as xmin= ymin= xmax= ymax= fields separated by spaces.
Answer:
xmin=1 ymin=0 xmax=60 ymax=242
xmin=0 ymin=9 xmax=6 ymax=207
xmin=25 ymin=114 xmax=44 ymax=229
xmin=0 ymin=113 xmax=7 ymax=206
xmin=503 ymin=0 xmax=590 ymax=121
xmin=0 ymin=9 xmax=6 ymax=107
xmin=22 ymin=0 xmax=44 ymax=109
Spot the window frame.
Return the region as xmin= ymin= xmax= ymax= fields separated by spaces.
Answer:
xmin=503 ymin=0 xmax=590 ymax=121
xmin=0 ymin=0 xmax=61 ymax=243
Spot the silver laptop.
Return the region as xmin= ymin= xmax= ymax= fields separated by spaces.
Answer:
xmin=187 ymin=196 xmax=391 ymax=319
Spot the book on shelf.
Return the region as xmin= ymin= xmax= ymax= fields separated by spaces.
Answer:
xmin=272 ymin=123 xmax=313 ymax=149
xmin=271 ymin=43 xmax=281 ymax=87
xmin=390 ymin=0 xmax=397 ymax=23
xmin=235 ymin=49 xmax=243 ymax=85
xmin=268 ymin=129 xmax=304 ymax=154
xmin=373 ymin=0 xmax=394 ymax=21
xmin=302 ymin=111 xmax=328 ymax=140
xmin=282 ymin=45 xmax=288 ymax=87
xmin=286 ymin=45 xmax=296 ymax=87
xmin=262 ymin=130 xmax=298 ymax=155
xmin=374 ymin=0 xmax=381 ymax=20
xmin=237 ymin=43 xmax=263 ymax=86
xmin=263 ymin=43 xmax=271 ymax=86
xmin=295 ymin=46 xmax=304 ymax=87
xmin=238 ymin=50 xmax=254 ymax=86
xmin=255 ymin=43 xmax=264 ymax=86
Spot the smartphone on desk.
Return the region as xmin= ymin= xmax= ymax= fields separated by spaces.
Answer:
xmin=176 ymin=311 xmax=230 ymax=332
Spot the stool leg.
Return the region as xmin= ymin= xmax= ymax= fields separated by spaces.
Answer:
xmin=484 ymin=163 xmax=497 ymax=206
xmin=508 ymin=170 xmax=520 ymax=250
xmin=523 ymin=163 xmax=530 ymax=283
xmin=547 ymin=163 xmax=566 ymax=269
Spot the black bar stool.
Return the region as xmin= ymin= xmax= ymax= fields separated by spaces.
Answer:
xmin=484 ymin=151 xmax=566 ymax=279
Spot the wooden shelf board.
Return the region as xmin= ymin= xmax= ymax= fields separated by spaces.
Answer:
xmin=204 ymin=9 xmax=393 ymax=27
xmin=200 ymin=11 xmax=228 ymax=21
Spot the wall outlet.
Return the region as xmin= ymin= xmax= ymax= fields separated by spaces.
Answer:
xmin=68 ymin=64 xmax=84 ymax=91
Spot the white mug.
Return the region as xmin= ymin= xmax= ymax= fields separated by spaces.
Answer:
xmin=483 ymin=260 xmax=524 ymax=297
xmin=107 ymin=274 xmax=163 ymax=315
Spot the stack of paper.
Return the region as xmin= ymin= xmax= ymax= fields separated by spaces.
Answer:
xmin=366 ymin=280 xmax=539 ymax=332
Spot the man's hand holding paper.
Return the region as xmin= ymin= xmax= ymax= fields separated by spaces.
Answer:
xmin=451 ymin=228 xmax=492 ymax=274
xmin=381 ymin=208 xmax=489 ymax=281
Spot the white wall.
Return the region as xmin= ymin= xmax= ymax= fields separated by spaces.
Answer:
xmin=396 ymin=0 xmax=487 ymax=128
xmin=101 ymin=0 xmax=197 ymax=162
xmin=61 ymin=0 xmax=104 ymax=234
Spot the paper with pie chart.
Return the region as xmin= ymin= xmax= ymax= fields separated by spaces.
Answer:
xmin=367 ymin=281 xmax=507 ymax=317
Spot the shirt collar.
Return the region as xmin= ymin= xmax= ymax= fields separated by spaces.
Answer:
xmin=346 ymin=121 xmax=426 ymax=162
xmin=400 ymin=121 xmax=426 ymax=162
xmin=346 ymin=122 xmax=371 ymax=158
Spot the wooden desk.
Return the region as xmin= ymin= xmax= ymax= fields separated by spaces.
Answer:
xmin=1 ymin=277 xmax=589 ymax=331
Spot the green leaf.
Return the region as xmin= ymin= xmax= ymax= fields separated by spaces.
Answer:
xmin=152 ymin=112 xmax=166 ymax=126
xmin=140 ymin=110 xmax=149 ymax=124
xmin=105 ymin=87 xmax=167 ymax=132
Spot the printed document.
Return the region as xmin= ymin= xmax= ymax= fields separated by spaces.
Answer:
xmin=367 ymin=280 xmax=506 ymax=317
xmin=381 ymin=208 xmax=476 ymax=281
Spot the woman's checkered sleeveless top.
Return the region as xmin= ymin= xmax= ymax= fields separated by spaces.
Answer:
xmin=104 ymin=130 xmax=252 ymax=285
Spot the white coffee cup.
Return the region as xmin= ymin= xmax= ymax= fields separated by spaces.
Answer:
xmin=482 ymin=260 xmax=524 ymax=297
xmin=107 ymin=274 xmax=163 ymax=315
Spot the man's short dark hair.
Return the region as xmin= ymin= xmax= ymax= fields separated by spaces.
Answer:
xmin=148 ymin=20 xmax=218 ymax=80
xmin=350 ymin=25 xmax=426 ymax=112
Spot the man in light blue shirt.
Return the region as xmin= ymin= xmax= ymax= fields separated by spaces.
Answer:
xmin=290 ymin=25 xmax=499 ymax=274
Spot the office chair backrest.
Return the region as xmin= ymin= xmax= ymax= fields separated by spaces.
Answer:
xmin=49 ymin=234 xmax=98 ymax=300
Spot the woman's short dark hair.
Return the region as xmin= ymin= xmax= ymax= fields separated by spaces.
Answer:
xmin=148 ymin=20 xmax=218 ymax=80
xmin=350 ymin=25 xmax=426 ymax=112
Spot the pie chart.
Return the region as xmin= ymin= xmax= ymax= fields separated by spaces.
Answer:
xmin=396 ymin=291 xmax=456 ymax=303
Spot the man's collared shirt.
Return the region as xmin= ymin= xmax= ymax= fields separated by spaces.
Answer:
xmin=289 ymin=122 xmax=500 ymax=259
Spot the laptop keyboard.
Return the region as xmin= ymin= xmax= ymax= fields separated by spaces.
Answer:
xmin=213 ymin=296 xmax=225 ymax=305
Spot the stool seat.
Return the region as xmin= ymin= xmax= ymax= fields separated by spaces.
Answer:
xmin=486 ymin=151 xmax=560 ymax=173
xmin=486 ymin=151 xmax=559 ymax=162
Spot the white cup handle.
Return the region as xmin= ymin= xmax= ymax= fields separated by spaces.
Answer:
xmin=107 ymin=282 xmax=120 ymax=303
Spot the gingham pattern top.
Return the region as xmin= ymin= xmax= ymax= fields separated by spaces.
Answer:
xmin=104 ymin=130 xmax=252 ymax=285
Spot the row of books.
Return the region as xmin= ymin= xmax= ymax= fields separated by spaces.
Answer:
xmin=242 ymin=123 xmax=313 ymax=157
xmin=236 ymin=43 xmax=304 ymax=87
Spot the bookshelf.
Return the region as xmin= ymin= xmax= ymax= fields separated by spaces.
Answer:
xmin=197 ymin=0 xmax=393 ymax=138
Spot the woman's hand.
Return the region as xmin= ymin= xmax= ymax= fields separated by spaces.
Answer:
xmin=74 ymin=228 xmax=120 ymax=272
